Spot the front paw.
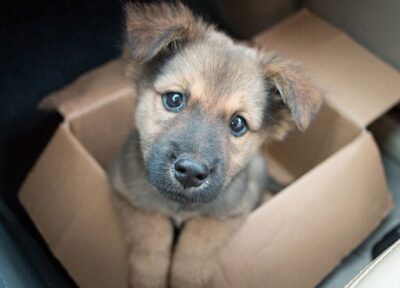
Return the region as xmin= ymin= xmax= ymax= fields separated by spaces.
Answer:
xmin=170 ymin=252 xmax=218 ymax=288
xmin=128 ymin=251 xmax=170 ymax=288
xmin=170 ymin=216 xmax=244 ymax=288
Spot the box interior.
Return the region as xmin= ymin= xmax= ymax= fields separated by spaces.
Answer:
xmin=265 ymin=104 xmax=360 ymax=184
xmin=68 ymin=93 xmax=360 ymax=189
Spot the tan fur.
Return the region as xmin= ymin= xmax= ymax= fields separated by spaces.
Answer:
xmin=124 ymin=2 xmax=210 ymax=64
xmin=171 ymin=217 xmax=245 ymax=288
xmin=113 ymin=193 xmax=173 ymax=288
xmin=109 ymin=3 xmax=322 ymax=288
xmin=262 ymin=53 xmax=323 ymax=131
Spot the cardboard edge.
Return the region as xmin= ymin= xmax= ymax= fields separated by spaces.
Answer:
xmin=38 ymin=59 xmax=133 ymax=120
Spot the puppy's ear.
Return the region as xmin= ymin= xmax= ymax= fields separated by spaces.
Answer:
xmin=262 ymin=55 xmax=322 ymax=136
xmin=124 ymin=2 xmax=206 ymax=64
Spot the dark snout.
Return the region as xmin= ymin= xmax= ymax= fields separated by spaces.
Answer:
xmin=146 ymin=107 xmax=227 ymax=203
xmin=174 ymin=157 xmax=209 ymax=188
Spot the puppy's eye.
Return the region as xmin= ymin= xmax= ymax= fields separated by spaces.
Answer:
xmin=229 ymin=115 xmax=248 ymax=137
xmin=162 ymin=92 xmax=186 ymax=112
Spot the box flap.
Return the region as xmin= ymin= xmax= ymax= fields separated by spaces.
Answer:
xmin=39 ymin=59 xmax=133 ymax=120
xmin=19 ymin=125 xmax=129 ymax=288
xmin=213 ymin=132 xmax=392 ymax=288
xmin=69 ymin=91 xmax=134 ymax=169
xmin=255 ymin=9 xmax=400 ymax=127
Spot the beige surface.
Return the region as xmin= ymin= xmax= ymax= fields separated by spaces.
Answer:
xmin=346 ymin=240 xmax=400 ymax=287
xmin=305 ymin=0 xmax=400 ymax=69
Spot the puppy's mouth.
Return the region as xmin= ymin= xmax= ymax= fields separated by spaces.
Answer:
xmin=159 ymin=188 xmax=212 ymax=204
xmin=147 ymin=162 xmax=223 ymax=204
xmin=162 ymin=183 xmax=216 ymax=204
xmin=158 ymin=171 xmax=219 ymax=204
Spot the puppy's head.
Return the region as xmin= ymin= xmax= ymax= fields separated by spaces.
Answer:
xmin=124 ymin=3 xmax=321 ymax=203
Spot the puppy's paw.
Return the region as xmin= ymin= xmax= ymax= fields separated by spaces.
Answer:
xmin=170 ymin=217 xmax=244 ymax=288
xmin=170 ymin=252 xmax=218 ymax=288
xmin=128 ymin=251 xmax=170 ymax=288
xmin=112 ymin=195 xmax=173 ymax=288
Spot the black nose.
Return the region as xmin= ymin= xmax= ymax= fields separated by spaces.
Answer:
xmin=174 ymin=158 xmax=209 ymax=188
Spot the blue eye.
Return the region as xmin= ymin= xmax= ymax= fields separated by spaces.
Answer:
xmin=230 ymin=115 xmax=248 ymax=136
xmin=162 ymin=92 xmax=186 ymax=112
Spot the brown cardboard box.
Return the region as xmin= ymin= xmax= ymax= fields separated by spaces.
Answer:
xmin=19 ymin=10 xmax=400 ymax=288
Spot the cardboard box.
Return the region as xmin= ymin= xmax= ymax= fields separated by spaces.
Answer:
xmin=19 ymin=10 xmax=400 ymax=288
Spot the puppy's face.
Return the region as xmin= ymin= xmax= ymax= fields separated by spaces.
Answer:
xmin=124 ymin=3 xmax=321 ymax=203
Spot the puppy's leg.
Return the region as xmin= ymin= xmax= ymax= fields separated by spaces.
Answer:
xmin=170 ymin=216 xmax=245 ymax=288
xmin=113 ymin=194 xmax=173 ymax=288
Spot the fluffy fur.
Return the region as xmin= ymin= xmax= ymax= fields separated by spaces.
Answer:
xmin=108 ymin=3 xmax=321 ymax=288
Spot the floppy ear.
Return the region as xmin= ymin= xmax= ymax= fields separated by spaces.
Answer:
xmin=263 ymin=55 xmax=322 ymax=134
xmin=124 ymin=2 xmax=207 ymax=64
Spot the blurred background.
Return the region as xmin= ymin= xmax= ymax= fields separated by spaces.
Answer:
xmin=0 ymin=0 xmax=399 ymax=287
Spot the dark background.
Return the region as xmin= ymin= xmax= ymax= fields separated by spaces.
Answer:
xmin=1 ymin=0 xmax=121 ymax=210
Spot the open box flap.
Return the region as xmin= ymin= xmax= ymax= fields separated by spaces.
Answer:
xmin=19 ymin=125 xmax=129 ymax=288
xmin=255 ymin=9 xmax=400 ymax=127
xmin=213 ymin=132 xmax=392 ymax=288
xmin=39 ymin=59 xmax=133 ymax=120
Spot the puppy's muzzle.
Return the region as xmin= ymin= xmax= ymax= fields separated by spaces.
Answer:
xmin=174 ymin=157 xmax=209 ymax=188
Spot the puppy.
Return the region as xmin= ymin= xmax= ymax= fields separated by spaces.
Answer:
xmin=108 ymin=3 xmax=321 ymax=288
